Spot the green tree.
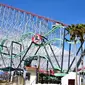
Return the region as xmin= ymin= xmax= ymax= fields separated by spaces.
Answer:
xmin=66 ymin=24 xmax=85 ymax=42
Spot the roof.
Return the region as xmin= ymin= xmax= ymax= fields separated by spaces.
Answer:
xmin=25 ymin=66 xmax=54 ymax=75
xmin=77 ymin=67 xmax=85 ymax=71
xmin=25 ymin=66 xmax=37 ymax=71
xmin=54 ymin=73 xmax=66 ymax=77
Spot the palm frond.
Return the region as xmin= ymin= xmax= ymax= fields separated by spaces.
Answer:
xmin=66 ymin=24 xmax=85 ymax=42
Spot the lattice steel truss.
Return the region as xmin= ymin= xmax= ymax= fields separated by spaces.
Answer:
xmin=0 ymin=3 xmax=72 ymax=72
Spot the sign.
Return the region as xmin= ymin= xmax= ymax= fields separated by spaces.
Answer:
xmin=32 ymin=34 xmax=42 ymax=45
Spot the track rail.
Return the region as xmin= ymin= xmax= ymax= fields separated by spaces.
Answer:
xmin=0 ymin=3 xmax=67 ymax=26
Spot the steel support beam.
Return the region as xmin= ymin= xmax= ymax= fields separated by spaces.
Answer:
xmin=73 ymin=42 xmax=84 ymax=71
xmin=61 ymin=28 xmax=65 ymax=72
xmin=68 ymin=44 xmax=71 ymax=73
xmin=17 ymin=42 xmax=33 ymax=68
xmin=67 ymin=41 xmax=84 ymax=73
xmin=48 ymin=44 xmax=61 ymax=68
xmin=43 ymin=43 xmax=55 ymax=71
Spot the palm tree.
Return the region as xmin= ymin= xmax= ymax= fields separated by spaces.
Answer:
xmin=66 ymin=24 xmax=85 ymax=42
xmin=66 ymin=24 xmax=85 ymax=85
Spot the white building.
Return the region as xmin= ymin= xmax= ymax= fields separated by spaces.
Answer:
xmin=61 ymin=72 xmax=81 ymax=85
xmin=25 ymin=66 xmax=37 ymax=85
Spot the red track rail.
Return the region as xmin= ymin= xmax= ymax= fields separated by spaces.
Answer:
xmin=0 ymin=3 xmax=68 ymax=26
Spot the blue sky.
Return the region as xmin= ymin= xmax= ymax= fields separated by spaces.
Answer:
xmin=0 ymin=0 xmax=84 ymax=69
xmin=0 ymin=0 xmax=85 ymax=25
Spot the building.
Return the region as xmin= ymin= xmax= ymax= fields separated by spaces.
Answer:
xmin=61 ymin=72 xmax=81 ymax=85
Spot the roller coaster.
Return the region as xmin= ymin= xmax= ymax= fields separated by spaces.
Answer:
xmin=0 ymin=3 xmax=84 ymax=84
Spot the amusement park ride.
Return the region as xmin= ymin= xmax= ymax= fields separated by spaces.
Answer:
xmin=0 ymin=3 xmax=84 ymax=85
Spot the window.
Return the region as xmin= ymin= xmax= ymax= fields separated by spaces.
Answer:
xmin=26 ymin=72 xmax=30 ymax=80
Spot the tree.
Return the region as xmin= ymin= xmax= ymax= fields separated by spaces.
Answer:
xmin=66 ymin=24 xmax=85 ymax=42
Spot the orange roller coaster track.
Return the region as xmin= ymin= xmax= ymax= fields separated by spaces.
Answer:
xmin=0 ymin=3 xmax=67 ymax=26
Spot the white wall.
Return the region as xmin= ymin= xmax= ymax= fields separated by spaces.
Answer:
xmin=25 ymin=70 xmax=36 ymax=85
xmin=30 ymin=72 xmax=36 ymax=85
xmin=61 ymin=72 xmax=81 ymax=85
